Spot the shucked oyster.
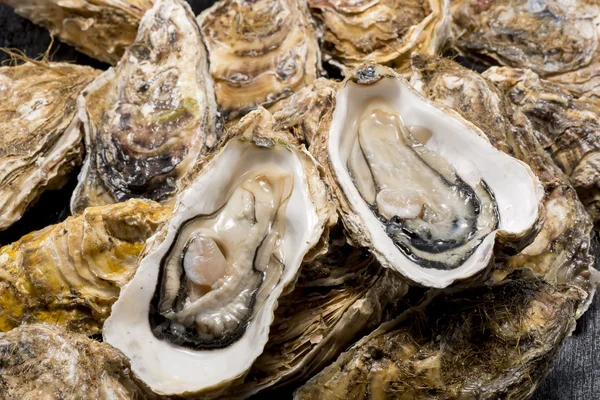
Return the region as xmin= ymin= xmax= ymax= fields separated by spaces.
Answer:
xmin=483 ymin=67 xmax=600 ymax=228
xmin=0 ymin=0 xmax=154 ymax=65
xmin=104 ymin=108 xmax=334 ymax=396
xmin=0 ymin=323 xmax=158 ymax=399
xmin=0 ymin=61 xmax=98 ymax=231
xmin=71 ymin=0 xmax=218 ymax=214
xmin=312 ymin=63 xmax=543 ymax=288
xmin=308 ymin=0 xmax=450 ymax=69
xmin=198 ymin=0 xmax=321 ymax=119
xmin=0 ymin=199 xmax=168 ymax=335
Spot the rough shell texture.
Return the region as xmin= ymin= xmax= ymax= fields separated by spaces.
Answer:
xmin=71 ymin=0 xmax=218 ymax=214
xmin=0 ymin=0 xmax=154 ymax=65
xmin=0 ymin=323 xmax=158 ymax=399
xmin=483 ymin=67 xmax=600 ymax=229
xmin=198 ymin=0 xmax=321 ymax=119
xmin=0 ymin=199 xmax=168 ymax=335
xmin=308 ymin=0 xmax=450 ymax=68
xmin=451 ymin=0 xmax=600 ymax=95
xmin=0 ymin=61 xmax=98 ymax=231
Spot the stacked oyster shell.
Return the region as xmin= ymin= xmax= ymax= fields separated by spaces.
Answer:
xmin=0 ymin=0 xmax=598 ymax=398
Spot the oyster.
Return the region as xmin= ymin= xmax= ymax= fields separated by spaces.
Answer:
xmin=312 ymin=63 xmax=543 ymax=288
xmin=71 ymin=0 xmax=218 ymax=214
xmin=0 ymin=0 xmax=154 ymax=65
xmin=104 ymin=108 xmax=334 ymax=396
xmin=198 ymin=0 xmax=321 ymax=119
xmin=0 ymin=199 xmax=168 ymax=335
xmin=483 ymin=67 xmax=600 ymax=228
xmin=451 ymin=0 xmax=600 ymax=94
xmin=0 ymin=323 xmax=157 ymax=399
xmin=0 ymin=61 xmax=98 ymax=231
xmin=308 ymin=0 xmax=450 ymax=68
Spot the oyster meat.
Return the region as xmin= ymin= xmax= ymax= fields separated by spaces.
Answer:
xmin=71 ymin=0 xmax=218 ymax=214
xmin=308 ymin=0 xmax=450 ymax=68
xmin=0 ymin=0 xmax=154 ymax=65
xmin=0 ymin=323 xmax=158 ymax=399
xmin=313 ymin=64 xmax=543 ymax=288
xmin=484 ymin=67 xmax=600 ymax=229
xmin=198 ymin=0 xmax=321 ymax=119
xmin=104 ymin=108 xmax=334 ymax=395
xmin=0 ymin=199 xmax=168 ymax=335
xmin=0 ymin=61 xmax=98 ymax=231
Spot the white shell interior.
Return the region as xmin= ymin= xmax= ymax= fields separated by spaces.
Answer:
xmin=104 ymin=139 xmax=322 ymax=395
xmin=329 ymin=77 xmax=543 ymax=288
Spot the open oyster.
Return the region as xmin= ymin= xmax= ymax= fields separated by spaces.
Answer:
xmin=0 ymin=61 xmax=98 ymax=231
xmin=198 ymin=0 xmax=321 ymax=119
xmin=312 ymin=64 xmax=543 ymax=288
xmin=308 ymin=0 xmax=450 ymax=69
xmin=71 ymin=0 xmax=218 ymax=214
xmin=0 ymin=0 xmax=154 ymax=65
xmin=0 ymin=324 xmax=158 ymax=399
xmin=0 ymin=199 xmax=168 ymax=335
xmin=104 ymin=108 xmax=334 ymax=396
xmin=483 ymin=67 xmax=600 ymax=228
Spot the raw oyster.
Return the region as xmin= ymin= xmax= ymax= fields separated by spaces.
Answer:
xmin=71 ymin=0 xmax=218 ymax=214
xmin=198 ymin=0 xmax=321 ymax=119
xmin=451 ymin=0 xmax=600 ymax=94
xmin=0 ymin=0 xmax=154 ymax=65
xmin=483 ymin=67 xmax=600 ymax=228
xmin=312 ymin=63 xmax=543 ymax=288
xmin=0 ymin=61 xmax=98 ymax=231
xmin=0 ymin=323 xmax=158 ymax=399
xmin=308 ymin=0 xmax=450 ymax=68
xmin=104 ymin=108 xmax=335 ymax=396
xmin=0 ymin=199 xmax=169 ymax=335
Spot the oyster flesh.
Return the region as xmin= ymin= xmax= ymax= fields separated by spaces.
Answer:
xmin=308 ymin=0 xmax=450 ymax=68
xmin=484 ymin=67 xmax=600 ymax=229
xmin=0 ymin=323 xmax=158 ymax=399
xmin=0 ymin=61 xmax=98 ymax=231
xmin=104 ymin=108 xmax=334 ymax=395
xmin=0 ymin=0 xmax=154 ymax=65
xmin=312 ymin=64 xmax=543 ymax=288
xmin=71 ymin=0 xmax=218 ymax=214
xmin=198 ymin=0 xmax=321 ymax=119
xmin=0 ymin=199 xmax=169 ymax=335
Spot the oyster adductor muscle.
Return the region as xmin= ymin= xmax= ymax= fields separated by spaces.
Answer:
xmin=312 ymin=63 xmax=543 ymax=288
xmin=104 ymin=108 xmax=334 ymax=396
xmin=71 ymin=0 xmax=218 ymax=214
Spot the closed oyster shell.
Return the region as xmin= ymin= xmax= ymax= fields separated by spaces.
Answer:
xmin=0 ymin=0 xmax=154 ymax=65
xmin=0 ymin=199 xmax=169 ymax=335
xmin=0 ymin=61 xmax=98 ymax=231
xmin=483 ymin=67 xmax=600 ymax=228
xmin=0 ymin=323 xmax=158 ymax=399
xmin=308 ymin=0 xmax=450 ymax=68
xmin=198 ymin=0 xmax=321 ymax=119
xmin=71 ymin=0 xmax=218 ymax=214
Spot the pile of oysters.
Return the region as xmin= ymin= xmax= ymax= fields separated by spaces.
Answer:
xmin=0 ymin=0 xmax=599 ymax=398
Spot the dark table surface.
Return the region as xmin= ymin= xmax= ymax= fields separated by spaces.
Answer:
xmin=1 ymin=2 xmax=599 ymax=399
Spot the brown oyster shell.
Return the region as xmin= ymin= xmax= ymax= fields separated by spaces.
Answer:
xmin=198 ymin=0 xmax=322 ymax=119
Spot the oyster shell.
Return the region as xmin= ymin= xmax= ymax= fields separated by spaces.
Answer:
xmin=0 ymin=61 xmax=98 ymax=231
xmin=308 ymin=0 xmax=450 ymax=68
xmin=198 ymin=0 xmax=321 ymax=119
xmin=71 ymin=0 xmax=218 ymax=214
xmin=483 ymin=67 xmax=600 ymax=228
xmin=0 ymin=199 xmax=168 ymax=335
xmin=104 ymin=108 xmax=335 ymax=396
xmin=312 ymin=63 xmax=543 ymax=288
xmin=451 ymin=0 xmax=600 ymax=95
xmin=0 ymin=0 xmax=154 ymax=65
xmin=0 ymin=323 xmax=158 ymax=399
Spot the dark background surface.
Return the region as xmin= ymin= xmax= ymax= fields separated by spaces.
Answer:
xmin=1 ymin=1 xmax=599 ymax=399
